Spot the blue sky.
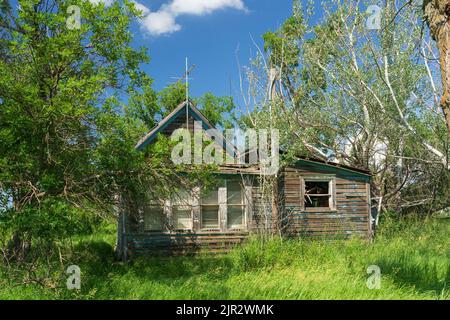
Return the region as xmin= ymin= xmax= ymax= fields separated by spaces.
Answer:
xmin=127 ymin=0 xmax=320 ymax=109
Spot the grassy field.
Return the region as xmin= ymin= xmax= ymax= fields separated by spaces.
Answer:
xmin=0 ymin=218 xmax=449 ymax=300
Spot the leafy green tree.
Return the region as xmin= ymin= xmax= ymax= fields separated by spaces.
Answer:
xmin=195 ymin=93 xmax=236 ymax=129
xmin=243 ymin=0 xmax=449 ymax=217
xmin=0 ymin=0 xmax=146 ymax=250
xmin=126 ymin=84 xmax=160 ymax=130
xmin=159 ymin=81 xmax=187 ymax=115
xmin=0 ymin=0 xmax=208 ymax=258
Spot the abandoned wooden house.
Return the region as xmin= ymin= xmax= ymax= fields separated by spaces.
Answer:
xmin=116 ymin=101 xmax=372 ymax=259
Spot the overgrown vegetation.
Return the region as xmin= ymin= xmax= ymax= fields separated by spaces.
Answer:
xmin=0 ymin=0 xmax=448 ymax=301
xmin=0 ymin=0 xmax=229 ymax=264
xmin=241 ymin=0 xmax=450 ymax=218
xmin=0 ymin=218 xmax=448 ymax=300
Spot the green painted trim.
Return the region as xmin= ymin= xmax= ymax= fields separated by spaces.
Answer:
xmin=292 ymin=159 xmax=371 ymax=182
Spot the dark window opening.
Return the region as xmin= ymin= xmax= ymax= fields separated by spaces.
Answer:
xmin=304 ymin=181 xmax=332 ymax=208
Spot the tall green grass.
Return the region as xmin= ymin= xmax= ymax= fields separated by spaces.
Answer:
xmin=0 ymin=218 xmax=449 ymax=299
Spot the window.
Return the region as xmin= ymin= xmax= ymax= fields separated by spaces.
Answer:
xmin=168 ymin=182 xmax=247 ymax=231
xmin=172 ymin=190 xmax=192 ymax=230
xmin=303 ymin=178 xmax=335 ymax=210
xmin=227 ymin=180 xmax=245 ymax=229
xmin=144 ymin=205 xmax=165 ymax=231
xmin=173 ymin=206 xmax=191 ymax=229
xmin=201 ymin=189 xmax=219 ymax=229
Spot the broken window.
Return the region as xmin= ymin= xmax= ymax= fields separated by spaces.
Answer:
xmin=304 ymin=179 xmax=335 ymax=209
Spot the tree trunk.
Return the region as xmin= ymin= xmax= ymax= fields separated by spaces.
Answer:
xmin=6 ymin=232 xmax=31 ymax=262
xmin=424 ymin=0 xmax=450 ymax=132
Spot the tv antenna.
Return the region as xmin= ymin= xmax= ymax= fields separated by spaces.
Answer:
xmin=169 ymin=58 xmax=196 ymax=129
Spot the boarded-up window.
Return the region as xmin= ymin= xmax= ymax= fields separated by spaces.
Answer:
xmin=201 ymin=189 xmax=219 ymax=229
xmin=172 ymin=190 xmax=192 ymax=230
xmin=304 ymin=179 xmax=335 ymax=210
xmin=227 ymin=180 xmax=245 ymax=229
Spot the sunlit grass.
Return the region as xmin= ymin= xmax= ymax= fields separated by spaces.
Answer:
xmin=0 ymin=218 xmax=448 ymax=300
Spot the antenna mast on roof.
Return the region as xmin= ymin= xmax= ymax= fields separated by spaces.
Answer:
xmin=169 ymin=59 xmax=195 ymax=129
xmin=185 ymin=57 xmax=189 ymax=130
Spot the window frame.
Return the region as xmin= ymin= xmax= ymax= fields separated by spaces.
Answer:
xmin=171 ymin=190 xmax=193 ymax=231
xmin=143 ymin=203 xmax=166 ymax=232
xmin=199 ymin=179 xmax=248 ymax=232
xmin=200 ymin=186 xmax=221 ymax=231
xmin=301 ymin=175 xmax=336 ymax=211
xmin=225 ymin=180 xmax=246 ymax=230
xmin=145 ymin=179 xmax=249 ymax=234
xmin=172 ymin=204 xmax=193 ymax=231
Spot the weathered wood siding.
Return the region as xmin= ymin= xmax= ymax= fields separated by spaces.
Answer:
xmin=127 ymin=232 xmax=249 ymax=256
xmin=159 ymin=113 xmax=196 ymax=137
xmin=279 ymin=165 xmax=371 ymax=238
xmin=249 ymin=181 xmax=273 ymax=233
xmin=123 ymin=175 xmax=260 ymax=256
xmin=119 ymin=166 xmax=370 ymax=258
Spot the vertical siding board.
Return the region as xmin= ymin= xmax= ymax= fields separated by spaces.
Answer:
xmin=366 ymin=182 xmax=372 ymax=239
xmin=218 ymin=186 xmax=227 ymax=232
xmin=299 ymin=176 xmax=305 ymax=211
xmin=244 ymin=185 xmax=253 ymax=230
xmin=192 ymin=187 xmax=200 ymax=231
xmin=164 ymin=199 xmax=172 ymax=229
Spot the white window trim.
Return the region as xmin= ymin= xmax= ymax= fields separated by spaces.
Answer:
xmin=150 ymin=181 xmax=249 ymax=233
xmin=225 ymin=180 xmax=247 ymax=230
xmin=172 ymin=204 xmax=193 ymax=231
xmin=199 ymin=180 xmax=248 ymax=232
xmin=171 ymin=193 xmax=193 ymax=231
xmin=200 ymin=186 xmax=222 ymax=231
xmin=301 ymin=175 xmax=336 ymax=211
xmin=143 ymin=199 xmax=167 ymax=232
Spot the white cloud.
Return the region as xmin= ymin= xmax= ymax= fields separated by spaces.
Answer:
xmin=169 ymin=0 xmax=245 ymax=16
xmin=135 ymin=0 xmax=246 ymax=36
xmin=141 ymin=10 xmax=181 ymax=36
xmin=88 ymin=0 xmax=114 ymax=7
